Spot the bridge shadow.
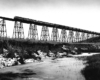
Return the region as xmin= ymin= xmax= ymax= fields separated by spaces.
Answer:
xmin=0 ymin=69 xmax=36 ymax=80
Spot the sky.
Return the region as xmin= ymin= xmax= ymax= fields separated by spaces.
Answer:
xmin=0 ymin=0 xmax=100 ymax=38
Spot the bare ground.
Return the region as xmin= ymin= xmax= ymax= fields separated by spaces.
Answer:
xmin=0 ymin=57 xmax=86 ymax=80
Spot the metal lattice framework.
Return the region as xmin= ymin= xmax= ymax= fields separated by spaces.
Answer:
xmin=0 ymin=16 xmax=100 ymax=43
xmin=81 ymin=32 xmax=85 ymax=40
xmin=0 ymin=19 xmax=7 ymax=38
xmin=60 ymin=29 xmax=67 ymax=42
xmin=40 ymin=26 xmax=49 ymax=41
xmin=75 ymin=31 xmax=80 ymax=42
xmin=13 ymin=21 xmax=24 ymax=39
xmin=68 ymin=30 xmax=74 ymax=43
xmin=51 ymin=28 xmax=59 ymax=42
xmin=28 ymin=24 xmax=38 ymax=40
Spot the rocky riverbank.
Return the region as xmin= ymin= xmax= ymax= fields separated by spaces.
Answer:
xmin=0 ymin=57 xmax=86 ymax=80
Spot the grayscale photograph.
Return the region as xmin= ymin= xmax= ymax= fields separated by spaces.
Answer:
xmin=0 ymin=0 xmax=100 ymax=80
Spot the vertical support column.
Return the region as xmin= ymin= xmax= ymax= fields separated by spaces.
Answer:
xmin=72 ymin=31 xmax=75 ymax=42
xmin=51 ymin=27 xmax=59 ymax=42
xmin=79 ymin=32 xmax=82 ymax=41
xmin=60 ymin=29 xmax=67 ymax=42
xmin=40 ymin=26 xmax=49 ymax=41
xmin=28 ymin=24 xmax=38 ymax=40
xmin=13 ymin=21 xmax=24 ymax=39
xmin=86 ymin=33 xmax=90 ymax=39
xmin=0 ymin=19 xmax=7 ymax=38
xmin=75 ymin=31 xmax=80 ymax=42
xmin=68 ymin=30 xmax=74 ymax=43
xmin=81 ymin=32 xmax=85 ymax=41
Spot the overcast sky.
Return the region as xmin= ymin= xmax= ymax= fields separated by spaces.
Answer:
xmin=0 ymin=0 xmax=100 ymax=38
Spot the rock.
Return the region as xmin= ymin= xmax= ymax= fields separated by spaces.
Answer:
xmin=3 ymin=48 xmax=8 ymax=57
xmin=0 ymin=57 xmax=19 ymax=69
xmin=25 ymin=59 xmax=34 ymax=63
xmin=3 ymin=48 xmax=8 ymax=53
xmin=0 ymin=64 xmax=4 ymax=69
xmin=49 ymin=51 xmax=55 ymax=57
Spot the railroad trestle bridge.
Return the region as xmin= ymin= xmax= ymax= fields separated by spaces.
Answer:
xmin=0 ymin=16 xmax=100 ymax=43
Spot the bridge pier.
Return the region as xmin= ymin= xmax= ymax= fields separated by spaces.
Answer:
xmin=86 ymin=33 xmax=90 ymax=39
xmin=75 ymin=31 xmax=80 ymax=42
xmin=72 ymin=32 xmax=76 ymax=42
xmin=0 ymin=19 xmax=7 ymax=38
xmin=51 ymin=28 xmax=59 ymax=42
xmin=40 ymin=26 xmax=49 ymax=41
xmin=68 ymin=30 xmax=74 ymax=43
xmin=13 ymin=21 xmax=24 ymax=39
xmin=60 ymin=29 xmax=67 ymax=42
xmin=28 ymin=24 xmax=38 ymax=40
xmin=80 ymin=32 xmax=85 ymax=41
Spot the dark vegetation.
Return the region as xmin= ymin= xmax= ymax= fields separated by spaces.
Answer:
xmin=82 ymin=54 xmax=100 ymax=80
xmin=0 ymin=38 xmax=68 ymax=59
xmin=81 ymin=36 xmax=100 ymax=43
xmin=0 ymin=37 xmax=100 ymax=59
xmin=0 ymin=37 xmax=100 ymax=80
xmin=0 ymin=69 xmax=36 ymax=80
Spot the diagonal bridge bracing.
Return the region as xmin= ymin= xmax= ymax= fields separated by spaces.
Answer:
xmin=0 ymin=16 xmax=100 ymax=43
